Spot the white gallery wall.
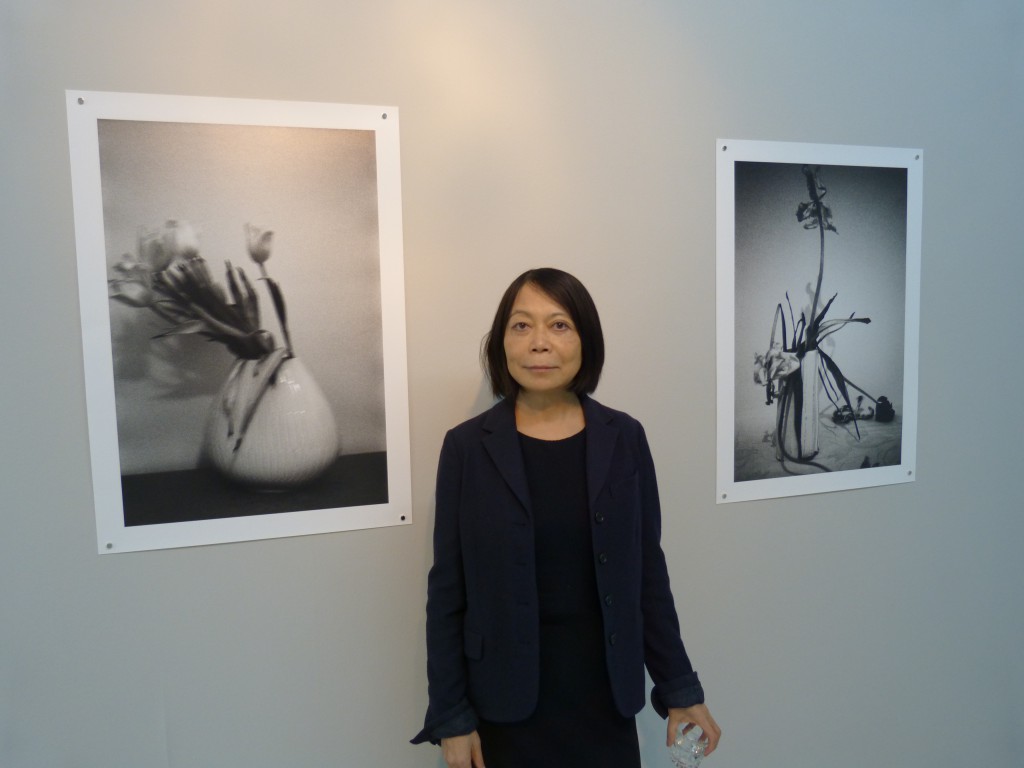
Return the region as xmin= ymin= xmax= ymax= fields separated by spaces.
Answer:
xmin=2 ymin=1 xmax=1022 ymax=766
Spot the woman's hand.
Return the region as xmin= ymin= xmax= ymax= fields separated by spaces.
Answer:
xmin=441 ymin=731 xmax=485 ymax=768
xmin=667 ymin=704 xmax=721 ymax=756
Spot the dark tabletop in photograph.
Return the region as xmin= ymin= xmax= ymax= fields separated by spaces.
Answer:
xmin=121 ymin=452 xmax=388 ymax=526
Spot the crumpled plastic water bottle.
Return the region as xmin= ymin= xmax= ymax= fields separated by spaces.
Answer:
xmin=668 ymin=723 xmax=706 ymax=768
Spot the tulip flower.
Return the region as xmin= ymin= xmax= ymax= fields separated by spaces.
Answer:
xmin=109 ymin=277 xmax=156 ymax=307
xmin=243 ymin=223 xmax=291 ymax=356
xmin=754 ymin=344 xmax=800 ymax=387
xmin=244 ymin=224 xmax=273 ymax=273
xmin=107 ymin=219 xmax=290 ymax=360
xmin=108 ymin=241 xmax=164 ymax=308
xmin=137 ymin=231 xmax=172 ymax=273
xmin=162 ymin=220 xmax=200 ymax=260
xmin=108 ymin=219 xmax=301 ymax=452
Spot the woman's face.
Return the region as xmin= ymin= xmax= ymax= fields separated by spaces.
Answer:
xmin=503 ymin=282 xmax=582 ymax=398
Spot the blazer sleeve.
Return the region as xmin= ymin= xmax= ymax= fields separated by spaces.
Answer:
xmin=411 ymin=431 xmax=479 ymax=745
xmin=636 ymin=423 xmax=705 ymax=716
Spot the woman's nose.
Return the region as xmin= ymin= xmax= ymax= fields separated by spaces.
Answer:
xmin=529 ymin=328 xmax=550 ymax=351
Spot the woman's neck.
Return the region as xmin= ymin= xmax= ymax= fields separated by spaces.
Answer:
xmin=514 ymin=390 xmax=585 ymax=440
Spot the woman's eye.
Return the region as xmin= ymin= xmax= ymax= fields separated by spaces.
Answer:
xmin=552 ymin=321 xmax=571 ymax=331
xmin=510 ymin=321 xmax=528 ymax=331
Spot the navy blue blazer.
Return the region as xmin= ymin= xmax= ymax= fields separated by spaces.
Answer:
xmin=412 ymin=396 xmax=702 ymax=744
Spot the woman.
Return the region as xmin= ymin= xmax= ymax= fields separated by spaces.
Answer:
xmin=412 ymin=268 xmax=720 ymax=767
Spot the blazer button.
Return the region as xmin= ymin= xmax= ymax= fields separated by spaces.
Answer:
xmin=604 ymin=594 xmax=613 ymax=607
xmin=597 ymin=552 xmax=608 ymax=564
xmin=608 ymin=633 xmax=617 ymax=646
xmin=595 ymin=512 xmax=605 ymax=524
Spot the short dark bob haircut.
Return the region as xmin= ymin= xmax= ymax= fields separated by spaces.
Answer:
xmin=483 ymin=268 xmax=605 ymax=400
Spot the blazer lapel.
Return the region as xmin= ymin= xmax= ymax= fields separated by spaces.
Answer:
xmin=583 ymin=397 xmax=619 ymax=510
xmin=481 ymin=400 xmax=532 ymax=515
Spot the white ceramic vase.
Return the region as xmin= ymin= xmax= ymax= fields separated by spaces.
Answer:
xmin=203 ymin=356 xmax=338 ymax=488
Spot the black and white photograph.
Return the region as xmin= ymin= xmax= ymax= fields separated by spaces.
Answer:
xmin=716 ymin=140 xmax=922 ymax=503
xmin=68 ymin=91 xmax=411 ymax=551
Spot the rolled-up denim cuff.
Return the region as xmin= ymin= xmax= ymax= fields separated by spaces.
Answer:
xmin=429 ymin=708 xmax=479 ymax=741
xmin=651 ymin=670 xmax=704 ymax=718
xmin=411 ymin=698 xmax=479 ymax=746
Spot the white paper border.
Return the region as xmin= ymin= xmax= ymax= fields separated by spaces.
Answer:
xmin=67 ymin=90 xmax=412 ymax=551
xmin=716 ymin=139 xmax=922 ymax=503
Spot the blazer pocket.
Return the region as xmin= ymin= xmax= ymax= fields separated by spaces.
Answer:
xmin=463 ymin=630 xmax=484 ymax=661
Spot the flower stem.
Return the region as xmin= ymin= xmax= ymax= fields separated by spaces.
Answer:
xmin=811 ymin=210 xmax=824 ymax=339
xmin=802 ymin=165 xmax=826 ymax=344
xmin=257 ymin=264 xmax=293 ymax=358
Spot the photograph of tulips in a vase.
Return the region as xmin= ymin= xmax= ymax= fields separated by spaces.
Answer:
xmin=110 ymin=220 xmax=341 ymax=491
xmin=721 ymin=144 xmax=920 ymax=501
xmin=68 ymin=92 xmax=410 ymax=552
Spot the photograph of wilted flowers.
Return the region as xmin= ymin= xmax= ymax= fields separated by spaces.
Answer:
xmin=68 ymin=92 xmax=411 ymax=552
xmin=715 ymin=140 xmax=922 ymax=504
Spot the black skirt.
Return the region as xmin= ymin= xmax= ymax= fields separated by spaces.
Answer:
xmin=477 ymin=431 xmax=640 ymax=768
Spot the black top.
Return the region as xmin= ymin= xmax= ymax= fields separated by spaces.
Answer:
xmin=475 ymin=429 xmax=641 ymax=768
xmin=521 ymin=430 xmax=598 ymax=624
